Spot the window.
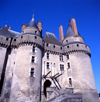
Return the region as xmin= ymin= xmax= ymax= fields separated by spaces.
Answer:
xmin=77 ymin=44 xmax=79 ymax=47
xmin=67 ymin=46 xmax=69 ymax=48
xmin=68 ymin=63 xmax=70 ymax=68
xmin=6 ymin=38 xmax=8 ymax=41
xmin=14 ymin=39 xmax=16 ymax=41
xmin=35 ymin=31 xmax=37 ymax=34
xmin=33 ymin=46 xmax=35 ymax=53
xmin=69 ymin=78 xmax=72 ymax=87
xmin=32 ymin=56 xmax=35 ymax=63
xmin=59 ymin=55 xmax=63 ymax=61
xmin=66 ymin=40 xmax=68 ymax=43
xmin=66 ymin=54 xmax=69 ymax=59
xmin=60 ymin=64 xmax=64 ymax=71
xmin=21 ymin=36 xmax=23 ymax=38
xmin=35 ymin=36 xmax=37 ymax=39
xmin=47 ymin=62 xmax=49 ymax=69
xmin=60 ymin=47 xmax=62 ymax=50
xmin=53 ymin=45 xmax=55 ymax=48
xmin=46 ymin=43 xmax=48 ymax=47
xmin=47 ymin=53 xmax=49 ymax=59
xmin=30 ymin=68 xmax=34 ymax=77
xmin=85 ymin=45 xmax=87 ymax=48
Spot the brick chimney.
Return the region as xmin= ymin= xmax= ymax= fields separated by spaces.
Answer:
xmin=8 ymin=26 xmax=11 ymax=30
xmin=21 ymin=24 xmax=26 ymax=32
xmin=37 ymin=21 xmax=42 ymax=32
xmin=59 ymin=25 xmax=64 ymax=41
xmin=71 ymin=18 xmax=78 ymax=35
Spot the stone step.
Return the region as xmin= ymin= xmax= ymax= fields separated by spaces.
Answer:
xmin=47 ymin=93 xmax=82 ymax=102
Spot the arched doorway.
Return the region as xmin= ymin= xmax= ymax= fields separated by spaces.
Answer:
xmin=43 ymin=80 xmax=51 ymax=98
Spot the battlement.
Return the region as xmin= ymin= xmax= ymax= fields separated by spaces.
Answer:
xmin=44 ymin=42 xmax=63 ymax=54
xmin=11 ymin=34 xmax=43 ymax=48
xmin=64 ymin=43 xmax=91 ymax=56
xmin=0 ymin=35 xmax=11 ymax=47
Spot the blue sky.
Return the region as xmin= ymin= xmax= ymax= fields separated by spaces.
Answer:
xmin=0 ymin=0 xmax=100 ymax=93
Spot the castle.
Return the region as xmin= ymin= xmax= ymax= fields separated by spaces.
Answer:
xmin=0 ymin=14 xmax=99 ymax=102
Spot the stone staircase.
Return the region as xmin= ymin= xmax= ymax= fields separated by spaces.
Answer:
xmin=41 ymin=87 xmax=82 ymax=102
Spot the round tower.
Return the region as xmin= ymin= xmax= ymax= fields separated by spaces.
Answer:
xmin=9 ymin=15 xmax=43 ymax=102
xmin=63 ymin=19 xmax=99 ymax=102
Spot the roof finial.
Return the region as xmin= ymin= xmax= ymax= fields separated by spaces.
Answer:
xmin=33 ymin=10 xmax=34 ymax=18
xmin=46 ymin=29 xmax=47 ymax=32
xmin=5 ymin=22 xmax=7 ymax=27
xmin=68 ymin=15 xmax=71 ymax=23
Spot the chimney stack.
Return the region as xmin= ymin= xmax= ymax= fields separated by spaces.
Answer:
xmin=8 ymin=26 xmax=11 ymax=30
xmin=59 ymin=25 xmax=64 ymax=41
xmin=37 ymin=21 xmax=42 ymax=32
xmin=21 ymin=24 xmax=26 ymax=32
xmin=71 ymin=18 xmax=78 ymax=35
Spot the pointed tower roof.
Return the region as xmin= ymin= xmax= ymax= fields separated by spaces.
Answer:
xmin=43 ymin=31 xmax=63 ymax=46
xmin=64 ymin=22 xmax=75 ymax=38
xmin=27 ymin=14 xmax=38 ymax=29
xmin=0 ymin=26 xmax=21 ymax=38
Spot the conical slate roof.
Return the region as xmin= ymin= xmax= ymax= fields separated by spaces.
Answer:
xmin=0 ymin=26 xmax=21 ymax=38
xmin=64 ymin=22 xmax=75 ymax=38
xmin=27 ymin=15 xmax=38 ymax=29
xmin=43 ymin=32 xmax=63 ymax=46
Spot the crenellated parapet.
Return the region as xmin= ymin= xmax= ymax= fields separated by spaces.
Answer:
xmin=64 ymin=43 xmax=91 ymax=57
xmin=63 ymin=35 xmax=84 ymax=45
xmin=22 ymin=27 xmax=41 ymax=36
xmin=11 ymin=34 xmax=43 ymax=48
xmin=44 ymin=42 xmax=63 ymax=55
xmin=0 ymin=35 xmax=11 ymax=48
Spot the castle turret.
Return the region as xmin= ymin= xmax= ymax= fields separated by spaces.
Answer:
xmin=63 ymin=18 xmax=99 ymax=102
xmin=1 ymin=14 xmax=43 ymax=102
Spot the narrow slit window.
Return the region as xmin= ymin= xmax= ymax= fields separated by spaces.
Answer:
xmin=30 ymin=68 xmax=34 ymax=77
xmin=66 ymin=54 xmax=69 ymax=59
xmin=47 ymin=62 xmax=49 ymax=69
xmin=69 ymin=78 xmax=72 ymax=87
xmin=68 ymin=63 xmax=70 ymax=68
xmin=33 ymin=46 xmax=35 ymax=53
xmin=47 ymin=53 xmax=49 ymax=59
xmin=32 ymin=56 xmax=35 ymax=63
